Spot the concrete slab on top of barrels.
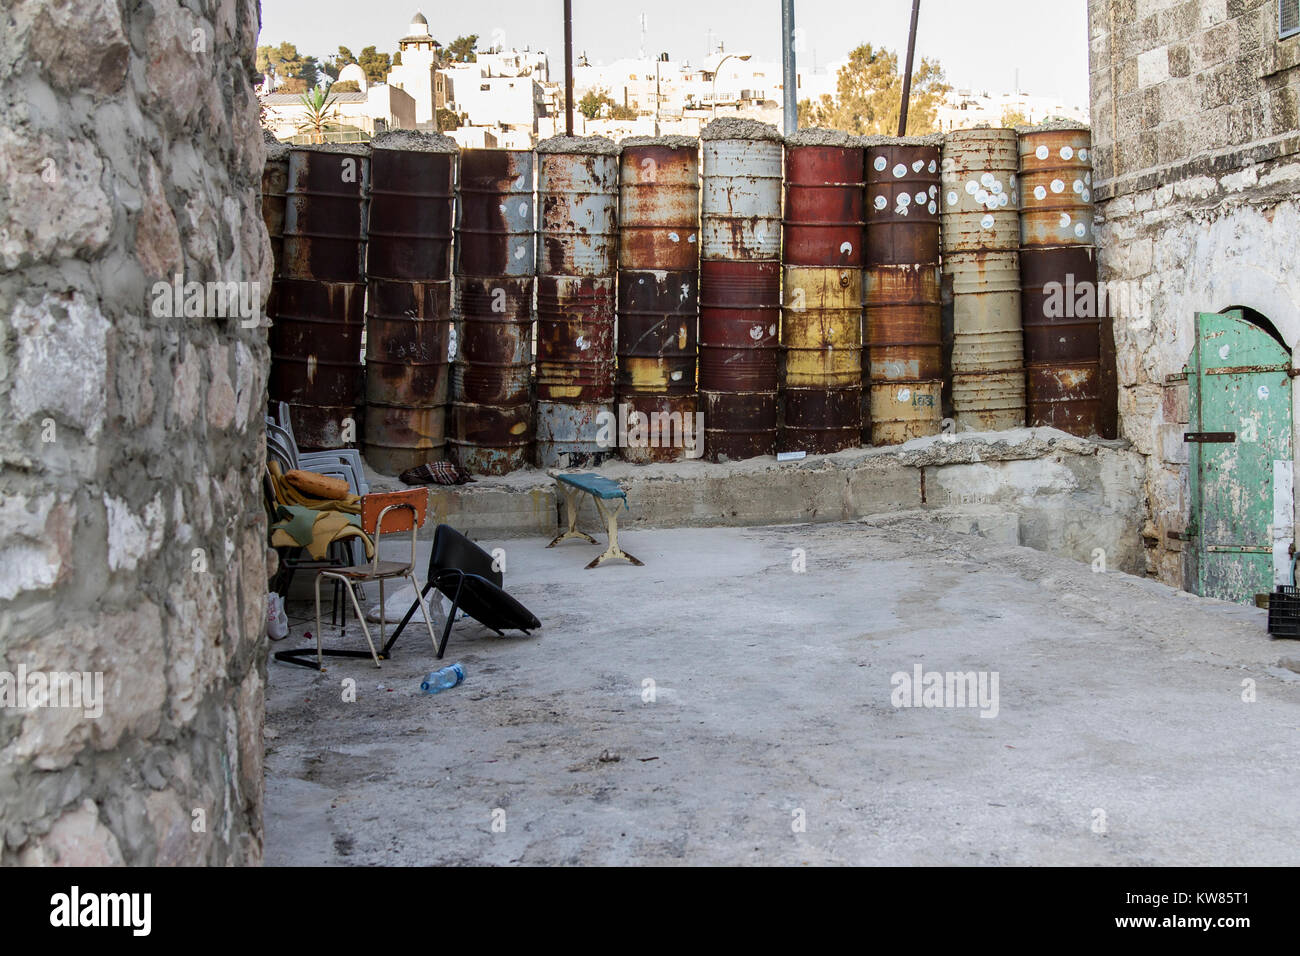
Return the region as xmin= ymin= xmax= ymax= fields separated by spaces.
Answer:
xmin=700 ymin=117 xmax=783 ymax=142
xmin=370 ymin=129 xmax=459 ymax=152
xmin=536 ymin=135 xmax=620 ymax=154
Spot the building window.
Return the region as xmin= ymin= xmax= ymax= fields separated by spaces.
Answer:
xmin=1284 ymin=0 xmax=1300 ymax=39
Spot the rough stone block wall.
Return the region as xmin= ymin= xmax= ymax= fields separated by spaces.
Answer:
xmin=0 ymin=0 xmax=270 ymax=863
xmin=1088 ymin=0 xmax=1300 ymax=585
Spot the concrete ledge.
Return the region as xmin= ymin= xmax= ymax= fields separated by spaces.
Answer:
xmin=363 ymin=427 xmax=1146 ymax=573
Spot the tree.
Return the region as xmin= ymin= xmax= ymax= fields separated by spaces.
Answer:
xmin=296 ymin=87 xmax=341 ymax=143
xmin=436 ymin=108 xmax=460 ymax=132
xmin=331 ymin=80 xmax=361 ymax=93
xmin=257 ymin=41 xmax=305 ymax=82
xmin=298 ymin=55 xmax=320 ymax=89
xmin=357 ymin=46 xmax=392 ymax=84
xmin=578 ymin=88 xmax=606 ymax=120
xmin=1001 ymin=107 xmax=1030 ymax=128
xmin=323 ymin=46 xmax=356 ymax=81
xmin=797 ymin=44 xmax=951 ymax=135
xmin=444 ymin=34 xmax=478 ymax=63
xmin=392 ymin=51 xmax=403 ymax=67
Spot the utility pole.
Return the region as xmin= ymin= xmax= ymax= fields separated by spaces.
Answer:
xmin=564 ymin=0 xmax=574 ymax=135
xmin=897 ymin=0 xmax=921 ymax=136
xmin=781 ymin=0 xmax=796 ymax=135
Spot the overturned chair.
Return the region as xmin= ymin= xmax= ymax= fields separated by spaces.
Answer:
xmin=387 ymin=524 xmax=541 ymax=660
xmin=274 ymin=488 xmax=442 ymax=671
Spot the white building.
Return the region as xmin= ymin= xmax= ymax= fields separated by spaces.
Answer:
xmin=386 ymin=11 xmax=441 ymax=125
xmin=261 ymin=84 xmax=417 ymax=142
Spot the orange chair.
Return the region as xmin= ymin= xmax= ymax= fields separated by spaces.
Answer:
xmin=295 ymin=489 xmax=442 ymax=670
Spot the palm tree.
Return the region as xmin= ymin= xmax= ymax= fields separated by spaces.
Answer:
xmin=296 ymin=87 xmax=341 ymax=144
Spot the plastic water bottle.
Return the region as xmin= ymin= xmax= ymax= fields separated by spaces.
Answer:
xmin=421 ymin=663 xmax=465 ymax=694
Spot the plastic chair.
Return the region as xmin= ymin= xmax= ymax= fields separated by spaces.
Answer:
xmin=387 ymin=524 xmax=541 ymax=660
xmin=275 ymin=488 xmax=442 ymax=670
xmin=273 ymin=402 xmax=369 ymax=491
xmin=266 ymin=420 xmax=368 ymax=496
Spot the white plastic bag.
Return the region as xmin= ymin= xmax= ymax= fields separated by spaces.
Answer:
xmin=266 ymin=592 xmax=289 ymax=641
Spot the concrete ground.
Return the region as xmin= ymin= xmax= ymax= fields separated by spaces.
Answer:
xmin=263 ymin=518 xmax=1300 ymax=865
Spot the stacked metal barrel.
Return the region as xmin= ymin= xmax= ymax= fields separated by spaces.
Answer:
xmin=361 ymin=132 xmax=457 ymax=472
xmin=261 ymin=137 xmax=289 ymax=361
xmin=616 ymin=137 xmax=701 ymax=463
xmin=780 ymin=131 xmax=863 ymax=454
xmin=1018 ymin=125 xmax=1101 ymax=436
xmin=534 ymin=137 xmax=620 ymax=468
xmin=699 ymin=119 xmax=784 ymax=462
xmin=864 ymin=138 xmax=943 ymax=445
xmin=940 ymin=128 xmax=1026 ymax=432
xmin=450 ymin=149 xmax=536 ymax=474
xmin=271 ymin=144 xmax=369 ymax=449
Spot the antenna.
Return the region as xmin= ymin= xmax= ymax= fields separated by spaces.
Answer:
xmin=639 ymin=13 xmax=647 ymax=60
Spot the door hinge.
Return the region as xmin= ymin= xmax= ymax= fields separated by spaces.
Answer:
xmin=1167 ymin=530 xmax=1195 ymax=541
xmin=1184 ymin=432 xmax=1236 ymax=443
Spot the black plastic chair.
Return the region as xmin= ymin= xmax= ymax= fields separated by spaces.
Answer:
xmin=386 ymin=525 xmax=541 ymax=659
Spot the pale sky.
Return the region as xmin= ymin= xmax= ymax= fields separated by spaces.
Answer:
xmin=259 ymin=0 xmax=1092 ymax=107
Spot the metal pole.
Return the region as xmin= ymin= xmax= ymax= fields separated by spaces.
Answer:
xmin=711 ymin=53 xmax=731 ymax=120
xmin=564 ymin=0 xmax=574 ymax=135
xmin=781 ymin=0 xmax=796 ymax=135
xmin=898 ymin=0 xmax=921 ymax=136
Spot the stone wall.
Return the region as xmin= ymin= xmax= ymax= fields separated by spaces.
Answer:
xmin=1088 ymin=0 xmax=1300 ymax=585
xmin=0 ymin=0 xmax=269 ymax=863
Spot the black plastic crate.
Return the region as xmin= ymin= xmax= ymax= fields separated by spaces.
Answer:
xmin=1267 ymin=585 xmax=1300 ymax=638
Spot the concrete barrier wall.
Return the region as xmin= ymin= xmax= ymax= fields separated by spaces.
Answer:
xmin=411 ymin=428 xmax=1146 ymax=574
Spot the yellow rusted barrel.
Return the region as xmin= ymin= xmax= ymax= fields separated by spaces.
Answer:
xmin=782 ymin=267 xmax=862 ymax=388
xmin=868 ymin=381 xmax=944 ymax=445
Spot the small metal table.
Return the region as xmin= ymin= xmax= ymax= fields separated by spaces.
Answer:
xmin=547 ymin=472 xmax=643 ymax=569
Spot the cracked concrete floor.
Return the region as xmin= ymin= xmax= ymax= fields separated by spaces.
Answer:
xmin=263 ymin=518 xmax=1300 ymax=865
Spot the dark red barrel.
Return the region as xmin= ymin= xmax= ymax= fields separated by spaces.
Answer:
xmin=535 ymin=275 xmax=616 ymax=403
xmin=783 ymin=144 xmax=866 ymax=268
xmin=699 ymin=259 xmax=780 ymax=460
xmin=269 ymin=277 xmax=365 ymax=449
xmin=454 ymin=277 xmax=533 ymax=407
xmin=362 ymin=135 xmax=457 ymax=472
xmin=617 ymin=269 xmax=698 ymax=396
xmin=1020 ymin=245 xmax=1102 ymax=435
xmin=782 ymin=386 xmax=861 ymax=455
xmin=456 ymin=149 xmax=535 ymax=277
xmin=272 ymin=145 xmax=370 ymax=448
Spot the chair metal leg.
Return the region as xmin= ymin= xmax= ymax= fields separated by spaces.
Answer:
xmin=339 ymin=577 xmax=382 ymax=668
xmin=378 ymin=576 xmax=386 ymax=656
xmin=409 ymin=573 xmax=442 ymax=659
xmin=314 ymin=573 xmax=325 ymax=670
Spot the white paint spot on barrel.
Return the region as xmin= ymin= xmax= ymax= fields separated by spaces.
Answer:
xmin=912 ymin=159 xmax=924 ymax=172
xmin=840 ymin=241 xmax=853 ymax=255
xmin=668 ymin=232 xmax=680 ymax=242
xmin=927 ymin=201 xmax=937 ymax=214
xmin=874 ymin=195 xmax=888 ymax=210
xmin=965 ymin=181 xmax=978 ymax=195
xmin=1061 ymin=145 xmax=1074 ymax=160
xmin=1059 ymin=213 xmax=1072 ymax=228
xmin=1074 ymin=223 xmax=1087 ymax=238
xmin=980 ymin=172 xmax=995 ymax=187
xmin=915 ymin=191 xmax=927 ymax=205
xmin=898 ymin=192 xmax=911 ymax=205
xmin=749 ymin=325 xmax=765 ymax=341
xmin=1035 ymin=145 xmax=1049 ymax=160
xmin=1079 ymin=148 xmax=1089 ymax=162
xmin=874 ymin=156 xmax=888 ymax=171
xmin=1051 ymin=179 xmax=1065 ymax=193
xmin=892 ymin=163 xmax=907 ymax=178
xmin=1082 ymin=189 xmax=1091 ymax=203
xmin=980 ymin=213 xmax=995 ymax=230
xmin=947 ymin=190 xmax=958 ymax=205
xmin=990 ymin=180 xmax=1003 ymax=195
xmin=1073 ymin=180 xmax=1084 ymax=194
xmin=898 ymin=387 xmax=912 ymax=402
xmin=928 ymin=159 xmax=937 ymax=173
xmin=1034 ymin=185 xmax=1047 ymax=201
xmin=975 ymin=189 xmax=988 ymax=204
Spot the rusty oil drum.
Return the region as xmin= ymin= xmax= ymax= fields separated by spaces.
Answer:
xmin=619 ymin=140 xmax=699 ymax=271
xmin=449 ymin=277 xmax=534 ymax=474
xmin=363 ymin=144 xmax=456 ymax=472
xmin=701 ymin=136 xmax=783 ymax=261
xmin=784 ymin=144 xmax=865 ymax=268
xmin=363 ymin=280 xmax=454 ymax=472
xmin=452 ymin=149 xmax=536 ymax=475
xmin=780 ymin=267 xmax=862 ymax=455
xmin=535 ymin=400 xmax=613 ymax=469
xmin=262 ymin=153 xmax=289 ymax=279
xmin=699 ymin=260 xmax=781 ymax=393
xmin=456 ymin=149 xmax=535 ymax=277
xmin=869 ymin=380 xmax=944 ymax=446
xmin=537 ymin=148 xmax=618 ymax=276
xmin=941 ymin=129 xmax=1025 ymax=432
xmin=940 ymin=128 xmax=1020 ymax=252
xmin=617 ymin=270 xmax=698 ymax=396
xmin=1018 ymin=128 xmax=1094 ymax=248
xmin=863 ymin=264 xmax=942 ymax=444
xmin=535 ymin=275 xmax=615 ymax=404
xmin=866 ymin=143 xmax=941 ymax=265
xmin=269 ymin=278 xmax=365 ymax=450
xmin=272 ymin=145 xmax=369 ymax=449
xmin=1020 ymin=245 xmax=1102 ymax=435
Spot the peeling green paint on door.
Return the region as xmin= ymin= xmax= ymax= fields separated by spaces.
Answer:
xmin=1188 ymin=311 xmax=1293 ymax=604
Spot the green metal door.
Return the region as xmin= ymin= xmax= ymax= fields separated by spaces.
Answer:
xmin=1188 ymin=310 xmax=1293 ymax=604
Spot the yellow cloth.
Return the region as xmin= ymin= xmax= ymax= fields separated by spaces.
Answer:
xmin=267 ymin=461 xmax=374 ymax=560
